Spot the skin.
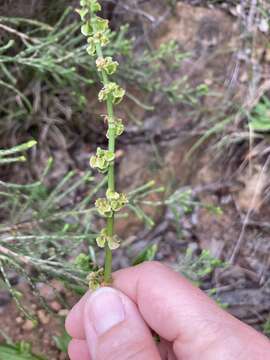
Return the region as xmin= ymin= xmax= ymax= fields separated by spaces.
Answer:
xmin=65 ymin=261 xmax=270 ymax=360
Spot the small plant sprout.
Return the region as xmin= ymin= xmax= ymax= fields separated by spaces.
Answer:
xmin=77 ymin=0 xmax=127 ymax=286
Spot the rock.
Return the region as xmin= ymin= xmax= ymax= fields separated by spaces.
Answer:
xmin=49 ymin=301 xmax=62 ymax=312
xmin=22 ymin=319 xmax=35 ymax=331
xmin=0 ymin=290 xmax=11 ymax=307
xmin=236 ymin=165 xmax=268 ymax=213
xmin=6 ymin=271 xmax=20 ymax=286
xmin=15 ymin=316 xmax=23 ymax=324
xmin=37 ymin=284 xmax=55 ymax=301
xmin=37 ymin=309 xmax=50 ymax=325
xmin=58 ymin=309 xmax=69 ymax=317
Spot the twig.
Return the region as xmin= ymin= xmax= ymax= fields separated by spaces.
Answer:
xmin=0 ymin=23 xmax=38 ymax=45
xmin=229 ymin=155 xmax=270 ymax=264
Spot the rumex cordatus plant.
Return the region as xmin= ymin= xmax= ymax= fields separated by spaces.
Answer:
xmin=77 ymin=0 xmax=128 ymax=287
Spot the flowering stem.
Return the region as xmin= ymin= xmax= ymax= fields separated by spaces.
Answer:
xmin=79 ymin=1 xmax=126 ymax=288
xmin=95 ymin=35 xmax=115 ymax=283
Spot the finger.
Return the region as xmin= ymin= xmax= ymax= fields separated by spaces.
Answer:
xmin=157 ymin=339 xmax=177 ymax=360
xmin=68 ymin=339 xmax=91 ymax=360
xmin=84 ymin=287 xmax=161 ymax=360
xmin=113 ymin=262 xmax=270 ymax=358
xmin=66 ymin=290 xmax=91 ymax=339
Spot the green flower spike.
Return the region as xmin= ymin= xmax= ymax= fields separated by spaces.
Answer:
xmin=96 ymin=57 xmax=119 ymax=75
xmin=89 ymin=147 xmax=115 ymax=173
xmin=77 ymin=0 xmax=126 ymax=284
xmin=95 ymin=198 xmax=113 ymax=217
xmin=98 ymin=82 xmax=125 ymax=104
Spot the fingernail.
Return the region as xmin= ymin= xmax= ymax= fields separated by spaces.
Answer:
xmin=87 ymin=287 xmax=125 ymax=335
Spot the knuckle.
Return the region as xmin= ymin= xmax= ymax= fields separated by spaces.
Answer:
xmin=140 ymin=260 xmax=165 ymax=273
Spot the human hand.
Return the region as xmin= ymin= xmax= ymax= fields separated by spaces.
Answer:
xmin=65 ymin=261 xmax=270 ymax=359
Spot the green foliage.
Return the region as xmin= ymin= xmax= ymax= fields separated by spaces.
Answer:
xmin=0 ymin=9 xmax=133 ymax=140
xmin=53 ymin=330 xmax=71 ymax=354
xmin=263 ymin=318 xmax=270 ymax=336
xmin=0 ymin=140 xmax=36 ymax=165
xmin=177 ymin=248 xmax=225 ymax=285
xmin=0 ymin=341 xmax=45 ymax=360
xmin=166 ymin=188 xmax=223 ymax=236
xmin=74 ymin=253 xmax=92 ymax=272
xmin=132 ymin=244 xmax=158 ymax=266
xmin=249 ymin=97 xmax=270 ymax=132
xmin=0 ymin=150 xmax=162 ymax=308
xmin=0 ymin=160 xmax=101 ymax=314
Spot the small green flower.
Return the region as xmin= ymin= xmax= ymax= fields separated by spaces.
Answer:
xmin=108 ymin=235 xmax=121 ymax=250
xmin=106 ymin=118 xmax=125 ymax=138
xmin=98 ymin=82 xmax=125 ymax=104
xmin=87 ymin=268 xmax=104 ymax=290
xmin=93 ymin=16 xmax=109 ymax=33
xmin=90 ymin=147 xmax=115 ymax=172
xmin=110 ymin=193 xmax=128 ymax=212
xmin=96 ymin=228 xmax=121 ymax=250
xmin=81 ymin=21 xmax=93 ymax=36
xmin=95 ymin=198 xmax=113 ymax=217
xmin=90 ymin=0 xmax=101 ymax=13
xmin=106 ymin=189 xmax=120 ymax=201
xmin=96 ymin=228 xmax=108 ymax=248
xmin=74 ymin=253 xmax=91 ymax=272
xmin=76 ymin=7 xmax=89 ymax=20
xmin=80 ymin=0 xmax=101 ymax=13
xmin=96 ymin=57 xmax=119 ymax=75
xmin=86 ymin=37 xmax=96 ymax=55
xmin=94 ymin=32 xmax=109 ymax=47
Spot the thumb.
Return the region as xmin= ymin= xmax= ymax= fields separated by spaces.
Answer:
xmin=84 ymin=287 xmax=161 ymax=360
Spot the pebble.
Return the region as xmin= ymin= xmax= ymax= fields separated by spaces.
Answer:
xmin=58 ymin=309 xmax=69 ymax=317
xmin=50 ymin=301 xmax=62 ymax=312
xmin=37 ymin=309 xmax=50 ymax=325
xmin=22 ymin=319 xmax=35 ymax=331
xmin=0 ymin=290 xmax=11 ymax=307
xmin=37 ymin=284 xmax=55 ymax=301
xmin=16 ymin=316 xmax=23 ymax=324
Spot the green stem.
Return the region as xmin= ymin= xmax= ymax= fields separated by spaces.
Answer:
xmin=95 ymin=38 xmax=115 ymax=284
